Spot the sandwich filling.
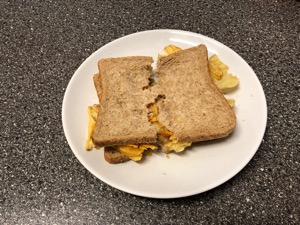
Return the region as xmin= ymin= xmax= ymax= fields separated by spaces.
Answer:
xmin=116 ymin=144 xmax=157 ymax=161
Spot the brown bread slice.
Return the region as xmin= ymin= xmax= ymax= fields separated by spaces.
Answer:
xmin=92 ymin=56 xmax=157 ymax=147
xmin=104 ymin=147 xmax=130 ymax=164
xmin=151 ymin=44 xmax=236 ymax=143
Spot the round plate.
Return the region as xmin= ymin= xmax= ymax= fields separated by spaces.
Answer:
xmin=62 ymin=29 xmax=267 ymax=198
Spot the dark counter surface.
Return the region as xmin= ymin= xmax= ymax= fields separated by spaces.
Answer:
xmin=1 ymin=0 xmax=299 ymax=224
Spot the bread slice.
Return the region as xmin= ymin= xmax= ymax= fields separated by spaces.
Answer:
xmin=151 ymin=44 xmax=236 ymax=143
xmin=92 ymin=56 xmax=157 ymax=147
xmin=104 ymin=147 xmax=130 ymax=164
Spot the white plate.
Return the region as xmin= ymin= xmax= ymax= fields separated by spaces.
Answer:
xmin=62 ymin=29 xmax=267 ymax=198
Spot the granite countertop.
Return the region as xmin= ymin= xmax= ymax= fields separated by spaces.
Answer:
xmin=1 ymin=0 xmax=299 ymax=224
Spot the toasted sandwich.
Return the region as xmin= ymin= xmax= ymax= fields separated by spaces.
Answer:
xmin=90 ymin=45 xmax=236 ymax=163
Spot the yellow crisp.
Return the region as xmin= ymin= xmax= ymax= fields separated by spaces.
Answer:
xmin=213 ymin=72 xmax=239 ymax=93
xmin=209 ymin=54 xmax=229 ymax=80
xmin=149 ymin=116 xmax=157 ymax=122
xmin=163 ymin=45 xmax=182 ymax=56
xmin=159 ymin=128 xmax=174 ymax=137
xmin=227 ymin=99 xmax=235 ymax=108
xmin=164 ymin=135 xmax=192 ymax=153
xmin=208 ymin=54 xmax=239 ymax=93
xmin=139 ymin=144 xmax=158 ymax=150
xmin=117 ymin=145 xmax=144 ymax=161
xmin=85 ymin=104 xmax=99 ymax=150
xmin=117 ymin=144 xmax=158 ymax=161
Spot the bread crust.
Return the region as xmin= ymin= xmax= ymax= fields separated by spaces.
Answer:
xmin=93 ymin=73 xmax=102 ymax=102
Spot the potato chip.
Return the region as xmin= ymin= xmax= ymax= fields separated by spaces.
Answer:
xmin=85 ymin=104 xmax=100 ymax=150
xmin=163 ymin=45 xmax=182 ymax=55
xmin=227 ymin=99 xmax=235 ymax=108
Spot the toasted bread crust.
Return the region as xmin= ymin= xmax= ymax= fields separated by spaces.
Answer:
xmin=104 ymin=147 xmax=130 ymax=164
xmin=152 ymin=45 xmax=236 ymax=143
xmin=92 ymin=56 xmax=157 ymax=147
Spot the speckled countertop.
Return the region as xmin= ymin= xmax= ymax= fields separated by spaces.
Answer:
xmin=1 ymin=0 xmax=299 ymax=224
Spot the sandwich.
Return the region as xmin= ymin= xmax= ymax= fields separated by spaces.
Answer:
xmin=91 ymin=56 xmax=158 ymax=163
xmin=88 ymin=44 xmax=237 ymax=163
